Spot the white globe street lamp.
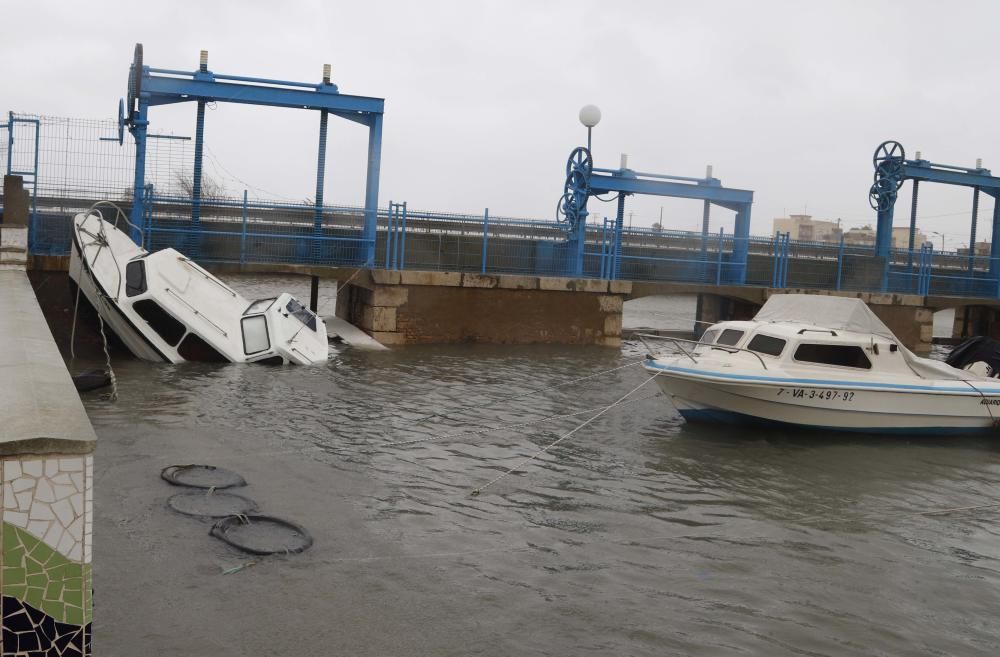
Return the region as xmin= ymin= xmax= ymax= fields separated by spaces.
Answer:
xmin=579 ymin=104 xmax=601 ymax=152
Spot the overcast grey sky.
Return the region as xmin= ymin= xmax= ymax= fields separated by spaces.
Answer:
xmin=3 ymin=0 xmax=998 ymax=246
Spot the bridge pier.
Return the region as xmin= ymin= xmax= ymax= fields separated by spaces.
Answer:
xmin=950 ymin=305 xmax=1000 ymax=341
xmin=336 ymin=270 xmax=629 ymax=346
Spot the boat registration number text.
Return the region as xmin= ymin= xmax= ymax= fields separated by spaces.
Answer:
xmin=776 ymin=388 xmax=856 ymax=402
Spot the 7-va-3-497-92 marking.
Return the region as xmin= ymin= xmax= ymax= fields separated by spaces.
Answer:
xmin=777 ymin=388 xmax=856 ymax=402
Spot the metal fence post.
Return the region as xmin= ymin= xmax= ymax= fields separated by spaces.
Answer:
xmin=771 ymin=233 xmax=780 ymax=287
xmin=716 ymin=227 xmax=724 ymax=286
xmin=782 ymin=232 xmax=790 ymax=287
xmin=481 ymin=208 xmax=489 ymax=274
xmin=599 ymin=217 xmax=608 ymax=279
xmin=613 ymin=214 xmax=623 ymax=280
xmin=143 ymin=185 xmax=154 ymax=249
xmin=398 ymin=201 xmax=408 ymax=270
xmin=835 ymin=234 xmax=845 ymax=291
xmin=5 ymin=111 xmax=13 ymax=176
xmin=384 ymin=201 xmax=392 ymax=269
xmin=240 ymin=189 xmax=248 ymax=264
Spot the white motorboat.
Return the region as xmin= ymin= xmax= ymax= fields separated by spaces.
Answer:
xmin=642 ymin=294 xmax=1000 ymax=434
xmin=69 ymin=207 xmax=329 ymax=365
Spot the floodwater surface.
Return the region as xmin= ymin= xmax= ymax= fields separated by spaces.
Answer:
xmin=83 ymin=278 xmax=1000 ymax=656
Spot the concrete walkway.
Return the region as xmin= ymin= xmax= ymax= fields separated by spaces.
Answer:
xmin=0 ymin=270 xmax=97 ymax=454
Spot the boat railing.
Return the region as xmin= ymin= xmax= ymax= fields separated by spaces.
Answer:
xmin=164 ymin=287 xmax=229 ymax=337
xmin=636 ymin=333 xmax=769 ymax=371
xmin=177 ymin=256 xmax=238 ymax=298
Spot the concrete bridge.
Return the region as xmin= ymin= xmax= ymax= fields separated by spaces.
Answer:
xmin=15 ymin=186 xmax=1000 ymax=354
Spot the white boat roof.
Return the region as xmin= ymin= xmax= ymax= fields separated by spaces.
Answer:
xmin=753 ymin=294 xmax=898 ymax=341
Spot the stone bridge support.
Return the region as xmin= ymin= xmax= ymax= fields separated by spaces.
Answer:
xmin=336 ymin=271 xmax=630 ymax=346
xmin=948 ymin=305 xmax=1000 ymax=341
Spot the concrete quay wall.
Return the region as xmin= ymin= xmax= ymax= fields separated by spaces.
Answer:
xmin=336 ymin=270 xmax=630 ymax=346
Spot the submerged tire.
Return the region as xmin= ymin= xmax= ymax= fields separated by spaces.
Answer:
xmin=167 ymin=491 xmax=258 ymax=518
xmin=210 ymin=515 xmax=313 ymax=555
xmin=160 ymin=465 xmax=246 ymax=489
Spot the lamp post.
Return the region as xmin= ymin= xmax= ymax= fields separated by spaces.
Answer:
xmin=579 ymin=104 xmax=601 ymax=152
xmin=931 ymin=231 xmax=945 ymax=251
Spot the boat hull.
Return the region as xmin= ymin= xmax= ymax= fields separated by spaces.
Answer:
xmin=69 ymin=235 xmax=169 ymax=362
xmin=645 ymin=362 xmax=1000 ymax=435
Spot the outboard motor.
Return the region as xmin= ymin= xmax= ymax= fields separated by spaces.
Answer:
xmin=945 ymin=336 xmax=1000 ymax=377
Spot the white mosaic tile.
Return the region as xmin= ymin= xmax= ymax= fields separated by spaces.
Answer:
xmin=26 ymin=519 xmax=49 ymax=538
xmin=60 ymin=458 xmax=83 ymax=472
xmin=5 ymin=460 xmax=21 ymax=481
xmin=29 ymin=502 xmax=54 ymax=521
xmin=51 ymin=498 xmax=74 ymax=527
xmin=53 ymin=484 xmax=75 ymax=501
xmin=35 ymin=478 xmax=55 ymax=503
xmin=6 ymin=510 xmax=28 ymax=527
xmin=2 ymin=455 xmax=88 ymax=562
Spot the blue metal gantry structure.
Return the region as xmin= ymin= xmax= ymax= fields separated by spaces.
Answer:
xmin=870 ymin=140 xmax=1000 ymax=275
xmin=555 ymin=141 xmax=754 ymax=281
xmin=121 ymin=44 xmax=384 ymax=265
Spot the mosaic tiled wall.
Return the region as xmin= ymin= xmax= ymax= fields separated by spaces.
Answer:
xmin=1 ymin=455 xmax=93 ymax=657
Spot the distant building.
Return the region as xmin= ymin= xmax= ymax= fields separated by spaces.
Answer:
xmin=843 ymin=225 xmax=876 ymax=246
xmin=774 ymin=214 xmax=937 ymax=250
xmin=891 ymin=226 xmax=930 ymax=249
xmin=771 ymin=214 xmax=841 ymax=243
xmin=957 ymin=241 xmax=991 ymax=256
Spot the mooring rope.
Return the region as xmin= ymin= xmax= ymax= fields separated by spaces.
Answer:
xmin=961 ymin=379 xmax=998 ymax=428
xmin=405 ymin=359 xmax=648 ymax=427
xmin=72 ymin=207 xmax=122 ymax=401
xmin=379 ymin=392 xmax=661 ymax=449
xmin=96 ymin=309 xmax=118 ymax=402
xmin=470 ymin=373 xmax=660 ymax=496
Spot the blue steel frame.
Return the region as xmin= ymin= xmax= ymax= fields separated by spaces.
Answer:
xmin=124 ymin=48 xmax=384 ymax=266
xmin=872 ymin=143 xmax=1000 ymax=269
xmin=585 ymin=167 xmax=753 ymax=283
xmin=557 ymin=143 xmax=754 ymax=282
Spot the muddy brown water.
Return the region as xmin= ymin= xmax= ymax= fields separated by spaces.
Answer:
xmin=78 ymin=277 xmax=1000 ymax=656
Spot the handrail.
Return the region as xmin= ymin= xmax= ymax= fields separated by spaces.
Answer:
xmin=163 ymin=287 xmax=228 ymax=337
xmin=637 ymin=333 xmax=769 ymax=371
xmin=797 ymin=328 xmax=838 ymax=336
xmin=177 ymin=256 xmax=237 ymax=297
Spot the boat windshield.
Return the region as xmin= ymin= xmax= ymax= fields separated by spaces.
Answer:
xmin=716 ymin=329 xmax=745 ymax=346
xmin=245 ymin=298 xmax=276 ymax=315
xmin=700 ymin=329 xmax=720 ymax=345
xmin=285 ymin=298 xmax=317 ymax=331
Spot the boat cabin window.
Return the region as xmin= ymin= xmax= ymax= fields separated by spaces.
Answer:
xmin=285 ymin=298 xmax=317 ymax=331
xmin=125 ymin=260 xmax=146 ymax=297
xmin=177 ymin=332 xmax=228 ymax=363
xmin=699 ymin=329 xmax=720 ymax=345
xmin=132 ymin=299 xmax=186 ymax=346
xmin=241 ymin=315 xmax=271 ymax=355
xmin=747 ymin=333 xmax=786 ymax=357
xmin=716 ymin=329 xmax=745 ymax=347
xmin=794 ymin=343 xmax=872 ymax=370
xmin=245 ymin=298 xmax=276 ymax=315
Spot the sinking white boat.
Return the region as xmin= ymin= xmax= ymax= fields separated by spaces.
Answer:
xmin=642 ymin=294 xmax=1000 ymax=434
xmin=69 ymin=209 xmax=328 ymax=365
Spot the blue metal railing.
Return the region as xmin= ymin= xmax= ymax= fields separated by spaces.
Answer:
xmin=12 ymin=185 xmax=1000 ymax=301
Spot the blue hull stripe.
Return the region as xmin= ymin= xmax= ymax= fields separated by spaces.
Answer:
xmin=643 ymin=360 xmax=1000 ymax=395
xmin=677 ymin=408 xmax=995 ymax=435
